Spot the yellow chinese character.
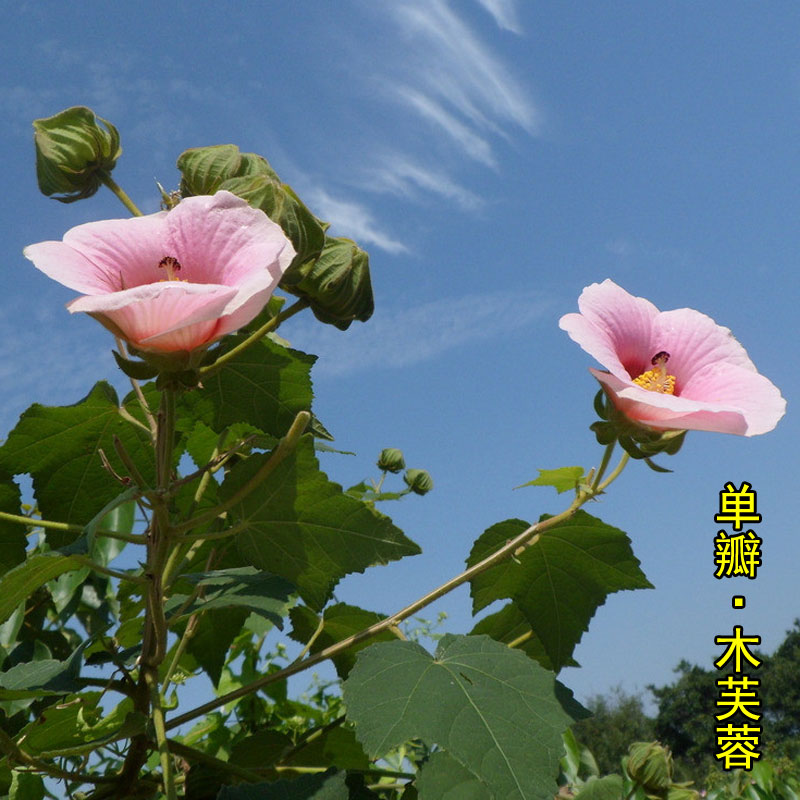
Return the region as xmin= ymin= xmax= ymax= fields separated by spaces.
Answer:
xmin=716 ymin=682 xmax=761 ymax=721
xmin=715 ymin=482 xmax=762 ymax=531
xmin=714 ymin=531 xmax=762 ymax=579
xmin=715 ymin=626 xmax=762 ymax=671
xmin=716 ymin=725 xmax=761 ymax=770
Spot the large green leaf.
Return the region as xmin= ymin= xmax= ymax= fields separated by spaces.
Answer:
xmin=217 ymin=770 xmax=348 ymax=800
xmin=167 ymin=567 xmax=295 ymax=627
xmin=0 ymin=382 xmax=154 ymax=547
xmin=343 ymin=634 xmax=578 ymax=800
xmin=289 ymin=603 xmax=398 ymax=678
xmin=223 ymin=438 xmax=420 ymax=610
xmin=468 ymin=512 xmax=652 ymax=672
xmin=0 ymin=472 xmax=24 ymax=576
xmin=415 ymin=751 xmax=492 ymax=800
xmin=179 ymin=337 xmax=315 ymax=439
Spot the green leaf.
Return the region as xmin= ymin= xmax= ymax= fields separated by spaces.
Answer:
xmin=9 ymin=771 xmax=44 ymax=800
xmin=416 ymin=751 xmax=492 ymax=800
xmin=515 ymin=467 xmax=585 ymax=494
xmin=282 ymin=725 xmax=371 ymax=772
xmin=186 ymin=607 xmax=249 ymax=687
xmin=229 ymin=730 xmax=293 ymax=770
xmin=0 ymin=553 xmax=83 ymax=626
xmin=0 ymin=382 xmax=155 ymax=547
xmin=179 ymin=336 xmax=315 ymax=440
xmin=0 ymin=472 xmax=25 ymax=576
xmin=289 ymin=603 xmax=398 ymax=678
xmin=470 ymin=602 xmax=579 ymax=671
xmin=167 ymin=567 xmax=295 ymax=627
xmin=224 ymin=437 xmax=420 ymax=610
xmin=0 ymin=640 xmax=88 ymax=699
xmin=573 ymin=775 xmax=625 ymax=800
xmin=343 ymin=634 xmax=578 ymax=800
xmin=468 ymin=513 xmax=652 ymax=672
xmin=217 ymin=770 xmax=348 ymax=800
xmin=16 ymin=693 xmax=144 ymax=757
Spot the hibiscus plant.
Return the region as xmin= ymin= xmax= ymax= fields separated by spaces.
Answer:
xmin=0 ymin=106 xmax=785 ymax=800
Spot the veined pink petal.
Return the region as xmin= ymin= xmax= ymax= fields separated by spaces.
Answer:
xmin=164 ymin=191 xmax=295 ymax=286
xmin=24 ymin=191 xmax=296 ymax=354
xmin=69 ymin=283 xmax=238 ymax=352
xmin=561 ymin=280 xmax=786 ymax=436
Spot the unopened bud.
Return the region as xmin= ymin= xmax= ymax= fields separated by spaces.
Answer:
xmin=627 ymin=741 xmax=673 ymax=795
xmin=404 ymin=468 xmax=433 ymax=496
xmin=33 ymin=106 xmax=121 ymax=202
xmin=377 ymin=448 xmax=405 ymax=473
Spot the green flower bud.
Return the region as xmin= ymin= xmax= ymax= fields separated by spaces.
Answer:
xmin=33 ymin=106 xmax=121 ymax=202
xmin=404 ymin=468 xmax=433 ymax=495
xmin=377 ymin=448 xmax=406 ymax=473
xmin=281 ymin=236 xmax=374 ymax=330
xmin=627 ymin=741 xmax=673 ymax=796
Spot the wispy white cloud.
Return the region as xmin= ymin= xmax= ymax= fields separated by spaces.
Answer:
xmin=308 ymin=188 xmax=408 ymax=255
xmin=474 ymin=0 xmax=523 ymax=34
xmin=388 ymin=0 xmax=538 ymax=135
xmin=366 ymin=153 xmax=482 ymax=211
xmin=395 ymin=87 xmax=497 ymax=167
xmin=287 ymin=289 xmax=551 ymax=376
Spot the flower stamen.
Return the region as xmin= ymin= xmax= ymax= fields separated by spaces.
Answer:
xmin=633 ymin=350 xmax=676 ymax=394
xmin=158 ymin=256 xmax=183 ymax=282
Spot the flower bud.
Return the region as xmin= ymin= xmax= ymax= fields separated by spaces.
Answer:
xmin=33 ymin=106 xmax=121 ymax=202
xmin=404 ymin=468 xmax=433 ymax=495
xmin=281 ymin=236 xmax=374 ymax=330
xmin=377 ymin=448 xmax=405 ymax=473
xmin=627 ymin=741 xmax=673 ymax=795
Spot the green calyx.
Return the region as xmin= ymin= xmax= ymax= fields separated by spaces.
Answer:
xmin=591 ymin=390 xmax=687 ymax=471
xmin=33 ymin=106 xmax=121 ymax=202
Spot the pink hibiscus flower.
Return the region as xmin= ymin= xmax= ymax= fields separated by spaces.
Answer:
xmin=24 ymin=191 xmax=295 ymax=353
xmin=559 ymin=279 xmax=785 ymax=436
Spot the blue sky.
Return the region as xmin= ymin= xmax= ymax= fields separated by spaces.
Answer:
xmin=2 ymin=1 xmax=799 ymax=710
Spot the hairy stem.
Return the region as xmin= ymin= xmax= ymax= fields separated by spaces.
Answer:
xmin=100 ymin=172 xmax=143 ymax=217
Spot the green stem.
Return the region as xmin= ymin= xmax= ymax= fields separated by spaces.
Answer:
xmin=0 ymin=510 xmax=147 ymax=544
xmin=145 ymin=668 xmax=177 ymax=800
xmin=173 ymin=410 xmax=310 ymax=536
xmin=590 ymin=441 xmax=616 ymax=492
xmin=597 ymin=452 xmax=630 ymax=492
xmin=198 ymin=299 xmax=310 ymax=381
xmin=100 ymin=172 xmax=143 ymax=216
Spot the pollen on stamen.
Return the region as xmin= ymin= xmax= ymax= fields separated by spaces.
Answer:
xmin=633 ymin=350 xmax=676 ymax=394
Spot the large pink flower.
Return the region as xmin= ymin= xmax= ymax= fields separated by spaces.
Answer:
xmin=24 ymin=191 xmax=295 ymax=353
xmin=559 ymin=279 xmax=785 ymax=436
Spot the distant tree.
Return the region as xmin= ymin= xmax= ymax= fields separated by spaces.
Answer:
xmin=571 ymin=686 xmax=655 ymax=774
